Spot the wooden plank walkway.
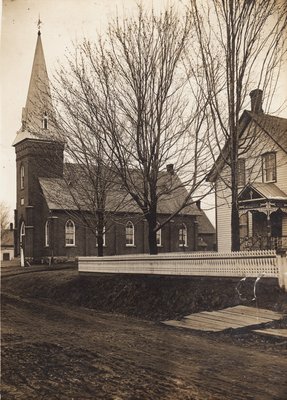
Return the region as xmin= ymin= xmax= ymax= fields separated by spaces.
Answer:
xmin=254 ymin=329 xmax=287 ymax=338
xmin=162 ymin=306 xmax=284 ymax=332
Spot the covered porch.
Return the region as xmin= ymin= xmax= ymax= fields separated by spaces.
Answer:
xmin=238 ymin=183 xmax=287 ymax=251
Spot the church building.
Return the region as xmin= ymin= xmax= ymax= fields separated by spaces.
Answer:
xmin=13 ymin=29 xmax=215 ymax=263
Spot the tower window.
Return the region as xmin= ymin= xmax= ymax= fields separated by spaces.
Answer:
xmin=126 ymin=221 xmax=135 ymax=246
xmin=179 ymin=223 xmax=187 ymax=247
xmin=20 ymin=165 xmax=25 ymax=189
xmin=43 ymin=112 xmax=48 ymax=130
xmin=65 ymin=220 xmax=75 ymax=246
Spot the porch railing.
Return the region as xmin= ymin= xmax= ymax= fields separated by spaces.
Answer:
xmin=240 ymin=236 xmax=287 ymax=251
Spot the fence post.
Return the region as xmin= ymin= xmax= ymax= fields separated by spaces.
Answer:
xmin=277 ymin=249 xmax=287 ymax=291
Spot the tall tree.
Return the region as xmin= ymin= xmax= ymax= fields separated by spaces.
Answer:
xmin=190 ymin=0 xmax=287 ymax=250
xmin=53 ymin=6 xmax=213 ymax=255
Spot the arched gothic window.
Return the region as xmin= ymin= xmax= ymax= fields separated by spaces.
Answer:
xmin=156 ymin=228 xmax=162 ymax=247
xmin=65 ymin=220 xmax=75 ymax=246
xmin=20 ymin=165 xmax=25 ymax=189
xmin=45 ymin=220 xmax=50 ymax=247
xmin=20 ymin=222 xmax=25 ymax=245
xmin=125 ymin=221 xmax=135 ymax=246
xmin=179 ymin=223 xmax=187 ymax=247
xmin=96 ymin=227 xmax=106 ymax=247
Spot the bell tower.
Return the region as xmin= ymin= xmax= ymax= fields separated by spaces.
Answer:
xmin=13 ymin=27 xmax=64 ymax=261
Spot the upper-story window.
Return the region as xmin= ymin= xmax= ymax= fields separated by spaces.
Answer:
xmin=179 ymin=223 xmax=187 ymax=247
xmin=65 ymin=220 xmax=75 ymax=246
xmin=20 ymin=165 xmax=25 ymax=189
xmin=43 ymin=112 xmax=48 ymax=129
xmin=238 ymin=158 xmax=246 ymax=187
xmin=262 ymin=152 xmax=276 ymax=183
xmin=126 ymin=221 xmax=135 ymax=246
xmin=45 ymin=220 xmax=50 ymax=247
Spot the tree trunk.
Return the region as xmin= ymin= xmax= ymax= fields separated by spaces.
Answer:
xmin=97 ymin=210 xmax=104 ymax=257
xmin=147 ymin=210 xmax=158 ymax=255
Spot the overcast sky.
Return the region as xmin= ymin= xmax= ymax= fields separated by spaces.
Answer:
xmin=1 ymin=0 xmax=286 ymax=225
xmin=1 ymin=0 xmax=171 ymax=220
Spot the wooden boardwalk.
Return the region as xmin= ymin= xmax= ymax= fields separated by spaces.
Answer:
xmin=162 ymin=305 xmax=285 ymax=333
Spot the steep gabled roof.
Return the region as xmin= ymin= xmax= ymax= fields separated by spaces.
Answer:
xmin=207 ymin=110 xmax=287 ymax=182
xmin=1 ymin=230 xmax=14 ymax=247
xmin=39 ymin=163 xmax=201 ymax=216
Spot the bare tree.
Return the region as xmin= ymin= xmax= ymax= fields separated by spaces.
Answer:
xmin=1 ymin=202 xmax=11 ymax=240
xmin=190 ymin=0 xmax=287 ymax=250
xmin=54 ymin=6 xmax=212 ymax=255
xmin=48 ymin=72 xmax=133 ymax=256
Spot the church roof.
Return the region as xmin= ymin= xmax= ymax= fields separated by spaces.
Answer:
xmin=39 ymin=163 xmax=202 ymax=217
xmin=197 ymin=210 xmax=215 ymax=234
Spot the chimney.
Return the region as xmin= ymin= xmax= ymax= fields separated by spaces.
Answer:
xmin=250 ymin=89 xmax=263 ymax=113
xmin=166 ymin=164 xmax=174 ymax=175
xmin=9 ymin=223 xmax=13 ymax=230
xmin=196 ymin=200 xmax=201 ymax=210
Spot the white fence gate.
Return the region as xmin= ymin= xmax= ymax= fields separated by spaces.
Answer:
xmin=78 ymin=250 xmax=287 ymax=291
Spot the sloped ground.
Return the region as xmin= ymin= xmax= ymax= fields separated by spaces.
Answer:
xmin=1 ymin=264 xmax=287 ymax=399
xmin=2 ymin=263 xmax=287 ymax=321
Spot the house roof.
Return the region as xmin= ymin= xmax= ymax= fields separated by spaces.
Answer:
xmin=1 ymin=230 xmax=14 ymax=247
xmin=250 ymin=112 xmax=287 ymax=152
xmin=207 ymin=110 xmax=287 ymax=182
xmin=39 ymin=163 xmax=201 ymax=216
xmin=238 ymin=182 xmax=287 ymax=202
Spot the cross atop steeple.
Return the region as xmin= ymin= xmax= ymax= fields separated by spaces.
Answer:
xmin=37 ymin=16 xmax=42 ymax=36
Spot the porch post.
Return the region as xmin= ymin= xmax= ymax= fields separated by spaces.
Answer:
xmin=266 ymin=202 xmax=271 ymax=250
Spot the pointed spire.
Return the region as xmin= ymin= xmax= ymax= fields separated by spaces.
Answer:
xmin=21 ymin=27 xmax=55 ymax=135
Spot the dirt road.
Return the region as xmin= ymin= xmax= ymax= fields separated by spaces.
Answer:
xmin=2 ymin=267 xmax=287 ymax=399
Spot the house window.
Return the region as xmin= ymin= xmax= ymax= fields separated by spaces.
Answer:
xmin=179 ymin=223 xmax=187 ymax=247
xmin=238 ymin=159 xmax=246 ymax=187
xmin=45 ymin=220 xmax=50 ymax=247
xmin=43 ymin=112 xmax=48 ymax=129
xmin=65 ymin=220 xmax=75 ymax=246
xmin=156 ymin=228 xmax=162 ymax=246
xmin=126 ymin=221 xmax=135 ymax=246
xmin=262 ymin=152 xmax=276 ymax=183
xmin=20 ymin=165 xmax=25 ymax=189
xmin=20 ymin=198 xmax=24 ymax=206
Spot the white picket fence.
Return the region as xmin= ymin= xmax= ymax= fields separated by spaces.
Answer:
xmin=78 ymin=250 xmax=287 ymax=290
